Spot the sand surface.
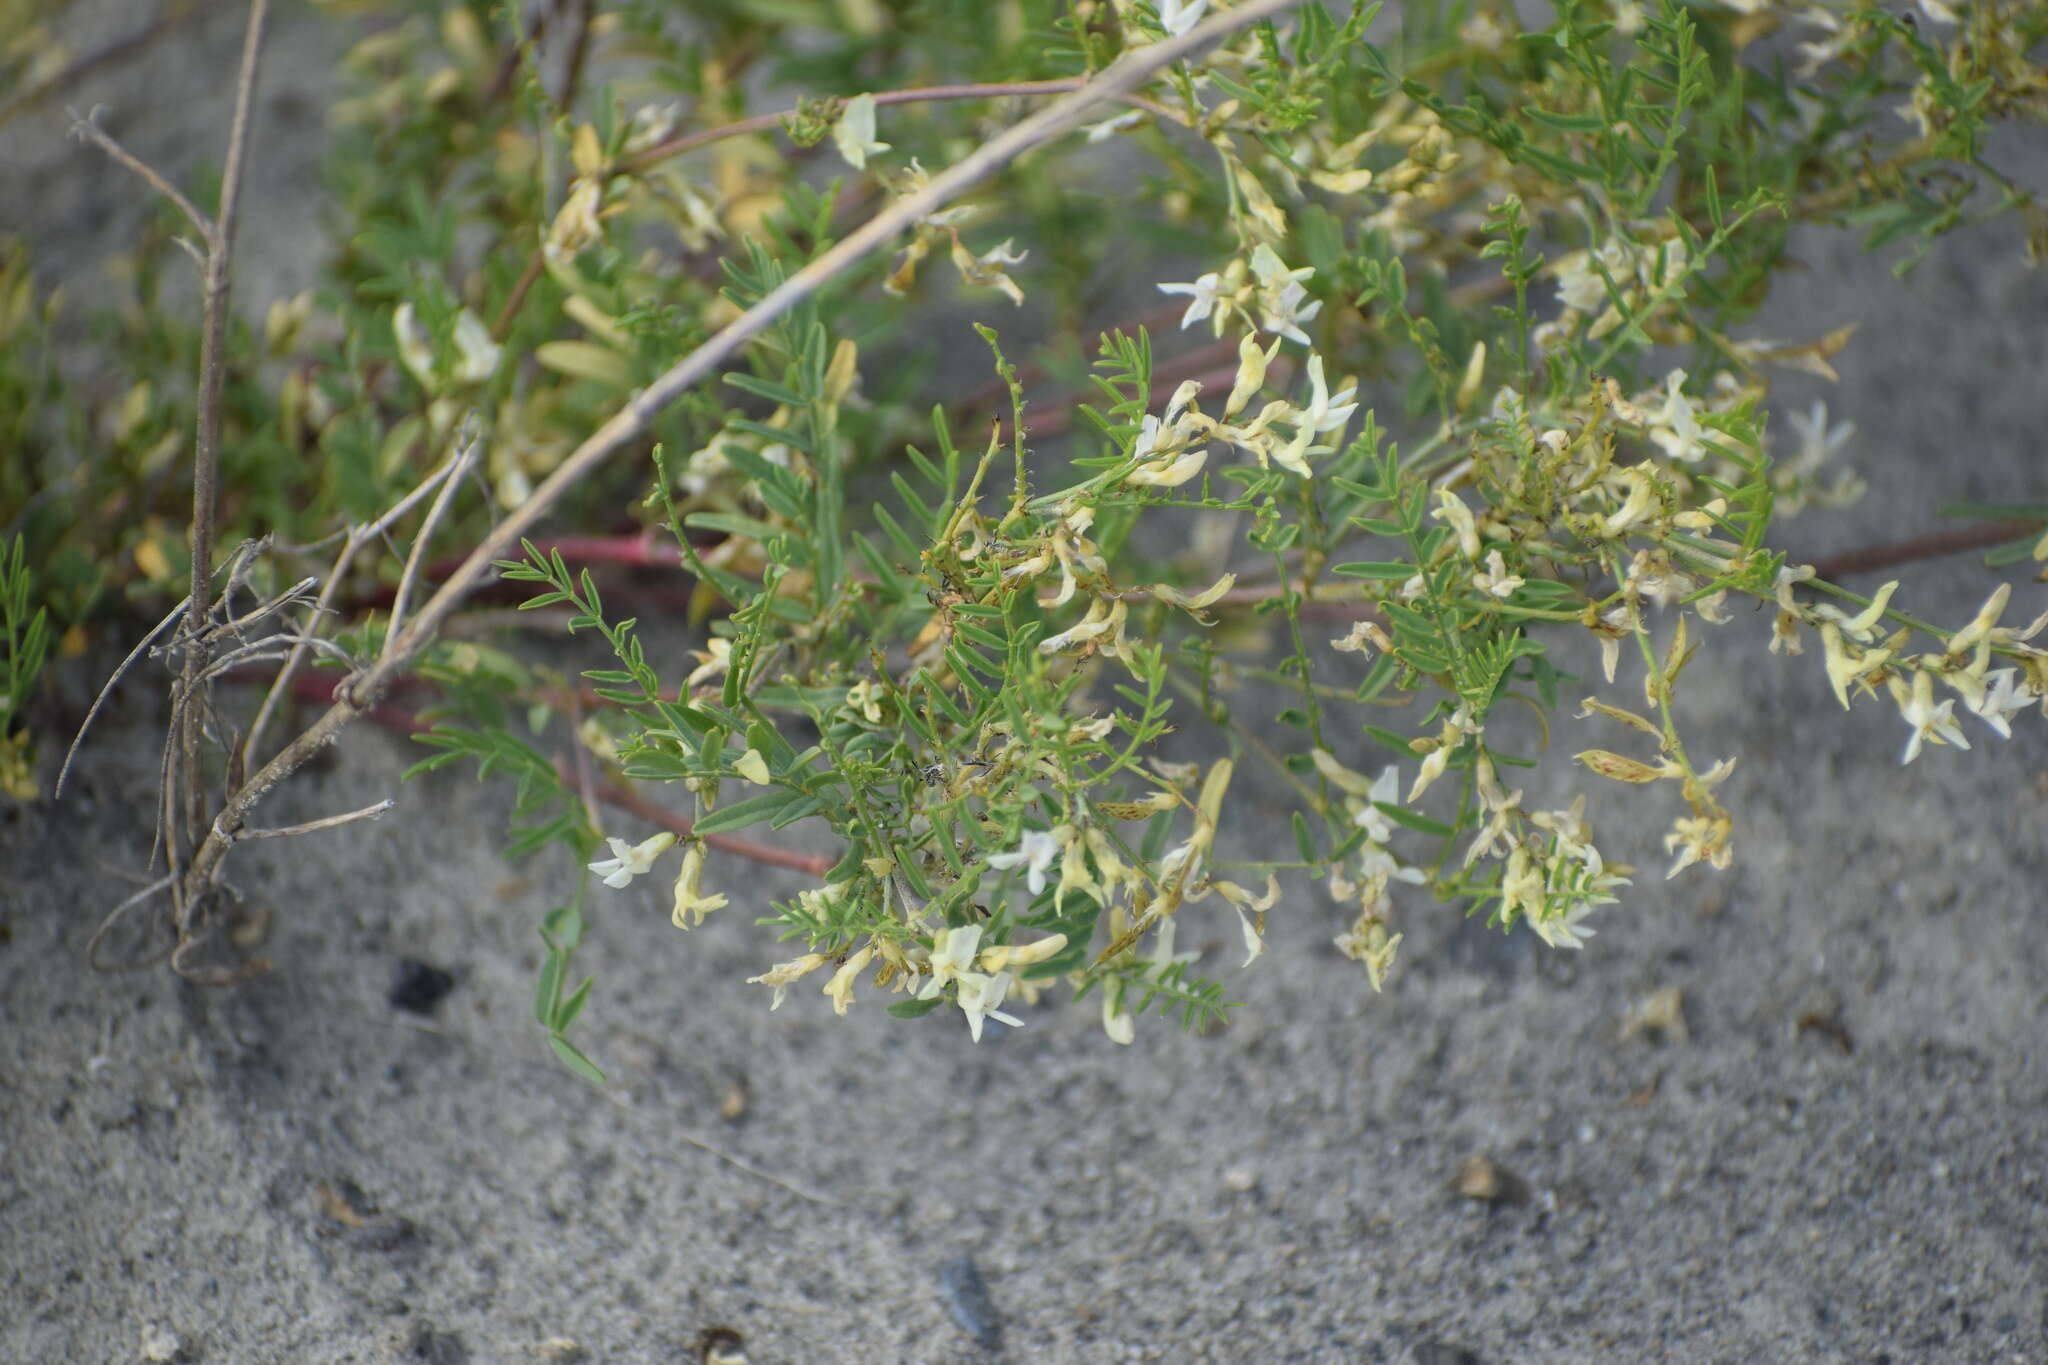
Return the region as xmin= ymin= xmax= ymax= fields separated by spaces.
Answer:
xmin=4 ymin=6 xmax=2046 ymax=1362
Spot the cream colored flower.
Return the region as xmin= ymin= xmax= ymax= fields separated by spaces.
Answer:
xmin=1273 ymin=353 xmax=1357 ymax=478
xmin=671 ymin=843 xmax=729 ymax=929
xmin=823 ymin=946 xmax=875 ymax=1016
xmin=1603 ymin=466 xmax=1658 ymax=537
xmin=684 ymin=637 xmax=732 ymax=689
xmin=1249 ymin=245 xmax=1321 ymax=345
xmin=1432 ymin=488 xmax=1482 ymax=561
xmin=589 ymin=832 xmax=675 ymax=889
xmin=392 ymin=303 xmax=436 ymax=389
xmin=1783 ymin=399 xmax=1854 ymax=472
xmin=1473 ymin=549 xmax=1524 ymax=598
xmin=670 ymin=843 xmax=729 ymax=929
xmin=1225 ymin=332 xmax=1278 ymax=418
xmin=976 ymin=933 xmax=1068 ymax=974
xmin=1155 ymin=0 xmax=1209 ymax=37
xmin=1332 ymin=620 xmax=1390 ymax=655
xmin=845 ymin=679 xmax=885 ymax=723
xmin=449 ymin=308 xmax=501 ymax=383
xmin=1664 ymin=813 xmax=1733 ymax=878
xmin=1038 ymin=598 xmax=1116 ymax=654
xmin=951 ymin=236 xmax=1028 ymax=306
xmin=1967 ymin=667 xmax=2033 ymax=739
xmin=1102 ymin=990 xmax=1136 ymax=1044
xmin=1946 ymin=583 xmax=2011 ymax=659
xmin=1213 ymin=874 xmax=1280 ymax=967
xmin=831 ymin=93 xmax=890 ymax=169
xmin=1890 ymin=669 xmax=1970 ymax=764
xmin=1158 ymin=271 xmax=1225 ymax=330
xmin=987 ymin=830 xmax=1060 ymax=896
xmin=1646 ymin=371 xmax=1706 ymax=464
xmin=1334 ymin=908 xmax=1402 ymax=991
xmin=1820 ymin=622 xmax=1893 ymax=710
xmin=747 ymin=953 xmax=831 ymax=1010
xmin=546 ymin=178 xmax=604 ymax=257
xmin=918 ymin=924 xmax=983 ymax=998
xmin=953 ymin=970 xmax=1024 ymax=1042
xmin=1126 ymin=445 xmax=1208 ymax=488
xmin=1529 ymin=901 xmax=1596 ymax=950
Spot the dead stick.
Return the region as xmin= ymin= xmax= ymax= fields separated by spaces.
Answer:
xmin=171 ymin=0 xmax=268 ymax=921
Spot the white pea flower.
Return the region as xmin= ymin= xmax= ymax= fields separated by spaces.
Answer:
xmin=919 ymin=925 xmax=984 ymax=999
xmin=1102 ymin=991 xmax=1136 ymax=1045
xmin=1212 ymin=874 xmax=1280 ymax=968
xmin=1259 ymin=279 xmax=1321 ymax=346
xmin=1890 ymin=669 xmax=1970 ymax=764
xmin=986 ymin=829 xmax=1061 ymax=895
xmin=1250 ymin=246 xmax=1322 ymax=346
xmin=546 ymin=178 xmax=604 ymax=257
xmin=1126 ymin=443 xmax=1208 ymax=488
xmin=684 ymin=637 xmax=732 ymax=688
xmin=1158 ymin=271 xmax=1225 ymax=330
xmin=953 ymin=970 xmax=1024 ymax=1042
xmin=734 ymin=748 xmax=773 ymax=785
xmin=831 ymin=93 xmax=890 ymax=169
xmin=747 ymin=953 xmax=830 ymax=1010
xmin=1530 ymin=900 xmax=1597 ymax=950
xmin=951 ymin=236 xmax=1029 ymax=306
xmin=1431 ymin=488 xmax=1482 ymax=561
xmin=1037 ymin=598 xmax=1121 ymax=655
xmin=1603 ymin=467 xmax=1658 ymax=537
xmin=1273 ymin=353 xmax=1358 ymax=477
xmin=1156 ymin=0 xmax=1209 ymax=37
xmin=670 ymin=843 xmax=729 ymax=929
xmin=449 ymin=308 xmax=501 ymax=383
xmin=823 ymin=946 xmax=875 ymax=1017
xmin=1968 ymin=667 xmax=2033 ymax=739
xmin=588 ymin=832 xmax=676 ymax=889
xmin=1225 ymin=332 xmax=1278 ymax=417
xmin=1783 ymin=399 xmax=1854 ymax=472
xmin=1352 ymin=765 xmax=1403 ymax=844
xmin=1331 ymin=620 xmax=1381 ymax=655
xmin=976 ymin=933 xmax=1069 ymax=974
xmin=1647 ymin=370 xmax=1707 ymax=464
xmin=1357 ymin=841 xmax=1428 ymax=889
xmin=392 ymin=303 xmax=436 ymax=389
xmin=1553 ymin=240 xmax=1631 ymax=313
xmin=1474 ymin=549 xmax=1525 ymax=598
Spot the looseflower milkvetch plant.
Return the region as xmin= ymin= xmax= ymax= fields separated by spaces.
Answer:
xmin=20 ymin=0 xmax=2047 ymax=1078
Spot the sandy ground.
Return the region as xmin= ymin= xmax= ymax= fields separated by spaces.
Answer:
xmin=4 ymin=6 xmax=2047 ymax=1363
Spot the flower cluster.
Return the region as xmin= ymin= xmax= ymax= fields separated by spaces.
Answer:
xmin=1115 ymin=335 xmax=1357 ymax=490
xmin=1159 ymin=245 xmax=1326 ymax=347
xmin=1539 ymin=233 xmax=1690 ymax=346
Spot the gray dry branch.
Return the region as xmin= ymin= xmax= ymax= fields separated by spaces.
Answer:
xmin=66 ymin=0 xmax=274 ymax=982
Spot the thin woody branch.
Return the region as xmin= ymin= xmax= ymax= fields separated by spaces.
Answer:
xmin=489 ymin=75 xmax=1189 ymax=343
xmin=67 ymin=105 xmax=214 ymax=243
xmin=243 ymin=441 xmax=478 ymax=768
xmin=175 ymin=0 xmax=271 ymax=899
xmin=230 ymin=799 xmax=396 ymax=842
